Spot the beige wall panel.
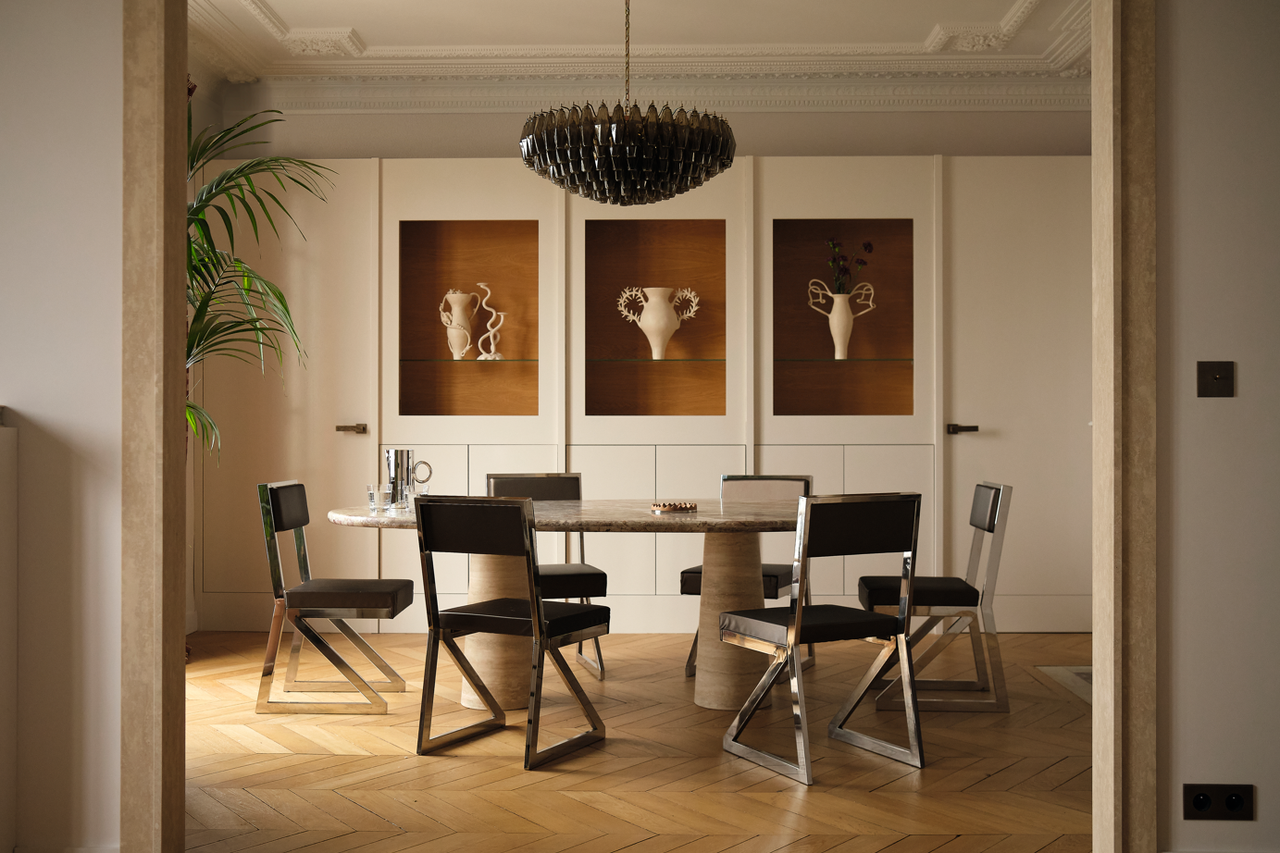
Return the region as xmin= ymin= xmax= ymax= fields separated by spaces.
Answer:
xmin=756 ymin=157 xmax=938 ymax=446
xmin=0 ymin=425 xmax=15 ymax=851
xmin=568 ymin=163 xmax=753 ymax=446
xmin=607 ymin=595 xmax=702 ymax=634
xmin=1158 ymin=3 xmax=1280 ymax=846
xmin=381 ymin=159 xmax=565 ymax=447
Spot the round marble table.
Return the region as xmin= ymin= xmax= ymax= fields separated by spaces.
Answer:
xmin=328 ymin=498 xmax=801 ymax=710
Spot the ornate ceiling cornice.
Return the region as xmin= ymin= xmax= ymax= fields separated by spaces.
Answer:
xmin=194 ymin=0 xmax=1091 ymax=113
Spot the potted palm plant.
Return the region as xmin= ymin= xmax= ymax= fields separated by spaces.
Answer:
xmin=185 ymin=96 xmax=332 ymax=452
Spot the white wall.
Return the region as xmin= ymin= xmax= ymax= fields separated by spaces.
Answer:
xmin=0 ymin=2 xmax=124 ymax=851
xmin=1157 ymin=2 xmax=1280 ymax=849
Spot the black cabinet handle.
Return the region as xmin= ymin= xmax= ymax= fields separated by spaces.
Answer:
xmin=946 ymin=424 xmax=979 ymax=435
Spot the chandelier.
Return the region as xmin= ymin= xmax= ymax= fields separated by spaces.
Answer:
xmin=518 ymin=0 xmax=735 ymax=206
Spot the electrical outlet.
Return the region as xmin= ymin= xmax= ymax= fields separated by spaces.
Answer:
xmin=1183 ymin=784 xmax=1255 ymax=820
xmin=1197 ymin=361 xmax=1235 ymax=397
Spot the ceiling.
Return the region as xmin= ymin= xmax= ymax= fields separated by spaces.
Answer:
xmin=189 ymin=0 xmax=1091 ymax=115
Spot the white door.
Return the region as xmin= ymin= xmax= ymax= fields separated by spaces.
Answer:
xmin=195 ymin=159 xmax=382 ymax=630
xmin=942 ymin=157 xmax=1092 ymax=631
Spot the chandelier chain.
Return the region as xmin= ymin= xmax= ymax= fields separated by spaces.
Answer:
xmin=624 ymin=0 xmax=630 ymax=110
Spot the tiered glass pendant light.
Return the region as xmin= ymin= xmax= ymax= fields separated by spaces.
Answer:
xmin=518 ymin=0 xmax=735 ymax=206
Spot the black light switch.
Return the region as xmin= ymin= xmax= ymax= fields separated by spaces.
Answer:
xmin=1197 ymin=361 xmax=1235 ymax=397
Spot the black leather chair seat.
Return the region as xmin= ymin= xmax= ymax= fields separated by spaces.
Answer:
xmin=858 ymin=575 xmax=979 ymax=610
xmin=681 ymin=562 xmax=793 ymax=599
xmin=539 ymin=563 xmax=609 ymax=599
xmin=720 ymin=604 xmax=899 ymax=647
xmin=286 ymin=577 xmax=414 ymax=615
xmin=440 ymin=598 xmax=609 ymax=638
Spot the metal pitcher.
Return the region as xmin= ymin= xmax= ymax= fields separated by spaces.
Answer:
xmin=384 ymin=449 xmax=432 ymax=509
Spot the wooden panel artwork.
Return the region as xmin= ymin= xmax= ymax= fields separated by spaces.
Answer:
xmin=585 ymin=220 xmax=726 ymax=416
xmin=399 ymin=220 xmax=538 ymax=416
xmin=773 ymin=219 xmax=913 ymax=416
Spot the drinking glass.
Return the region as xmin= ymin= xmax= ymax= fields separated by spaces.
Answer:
xmin=367 ymin=483 xmax=383 ymax=512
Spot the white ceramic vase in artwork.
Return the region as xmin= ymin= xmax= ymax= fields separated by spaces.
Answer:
xmin=473 ymin=282 xmax=507 ymax=360
xmin=440 ymin=289 xmax=481 ymax=359
xmin=617 ymin=286 xmax=700 ymax=360
xmin=807 ymin=279 xmax=876 ymax=360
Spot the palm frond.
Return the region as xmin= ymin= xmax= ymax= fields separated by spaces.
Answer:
xmin=186 ymin=400 xmax=221 ymax=458
xmin=185 ymin=104 xmax=328 ymax=455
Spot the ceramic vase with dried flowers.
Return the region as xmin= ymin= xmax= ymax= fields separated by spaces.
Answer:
xmin=808 ymin=238 xmax=876 ymax=360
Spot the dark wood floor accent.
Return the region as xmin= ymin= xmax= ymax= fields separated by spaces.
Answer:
xmin=187 ymin=630 xmax=1091 ymax=852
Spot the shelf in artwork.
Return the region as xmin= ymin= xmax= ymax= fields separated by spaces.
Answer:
xmin=586 ymin=359 xmax=726 ymax=416
xmin=400 ymin=358 xmax=538 ymax=416
xmin=586 ymin=358 xmax=727 ymax=364
xmin=402 ymin=358 xmax=539 ymax=363
xmin=773 ymin=358 xmax=913 ymax=416
xmin=774 ymin=358 xmax=913 ymax=364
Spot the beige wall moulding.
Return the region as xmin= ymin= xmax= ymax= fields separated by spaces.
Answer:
xmin=228 ymin=76 xmax=1091 ymax=116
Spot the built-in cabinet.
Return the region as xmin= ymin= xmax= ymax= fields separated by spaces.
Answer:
xmin=195 ymin=156 xmax=1092 ymax=635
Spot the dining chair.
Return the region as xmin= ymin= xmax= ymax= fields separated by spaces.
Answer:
xmin=680 ymin=474 xmax=814 ymax=677
xmin=486 ymin=473 xmax=608 ymax=680
xmin=719 ymin=492 xmax=925 ymax=785
xmin=414 ymin=495 xmax=611 ymax=769
xmin=858 ymin=481 xmax=1013 ymax=712
xmin=255 ymin=480 xmax=414 ymax=715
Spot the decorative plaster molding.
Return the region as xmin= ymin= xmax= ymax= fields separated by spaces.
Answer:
xmin=238 ymin=0 xmax=288 ymax=41
xmin=202 ymin=0 xmax=1091 ymax=112
xmin=282 ymin=28 xmax=367 ymax=57
xmin=188 ymin=0 xmax=269 ymax=83
xmin=923 ymin=0 xmax=1041 ymax=52
xmin=240 ymin=75 xmax=1090 ymax=115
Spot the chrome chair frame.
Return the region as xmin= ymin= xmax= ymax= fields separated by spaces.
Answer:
xmin=487 ymin=472 xmax=607 ymax=680
xmin=720 ymin=492 xmax=925 ymax=785
xmin=865 ymin=482 xmax=1013 ymax=713
xmin=415 ymin=495 xmax=610 ymax=769
xmin=255 ymin=481 xmax=410 ymax=715
xmin=682 ymin=474 xmax=815 ymax=677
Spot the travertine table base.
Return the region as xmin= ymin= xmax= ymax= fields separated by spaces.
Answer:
xmin=692 ymin=531 xmax=768 ymax=710
xmin=459 ymin=553 xmax=535 ymax=710
xmin=328 ymin=499 xmax=798 ymax=712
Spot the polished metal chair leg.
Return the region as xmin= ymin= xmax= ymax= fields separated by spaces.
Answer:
xmin=255 ymin=599 xmax=289 ymax=714
xmin=281 ymin=617 xmax=407 ymax=695
xmin=576 ymin=635 xmax=606 ymax=681
xmin=722 ymin=647 xmax=812 ymax=785
xmin=525 ymin=631 xmax=606 ymax=770
xmin=417 ymin=631 xmax=506 ymax=754
xmin=874 ymin=610 xmax=1007 ymax=713
xmin=684 ymin=630 xmax=699 ymax=677
xmin=574 ymin=597 xmax=606 ymax=681
xmin=829 ymin=635 xmax=924 ymax=767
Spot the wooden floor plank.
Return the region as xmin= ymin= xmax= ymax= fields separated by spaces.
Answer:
xmin=187 ymin=632 xmax=1091 ymax=852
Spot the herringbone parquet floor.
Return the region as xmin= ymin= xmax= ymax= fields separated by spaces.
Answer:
xmin=186 ymin=630 xmax=1091 ymax=852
